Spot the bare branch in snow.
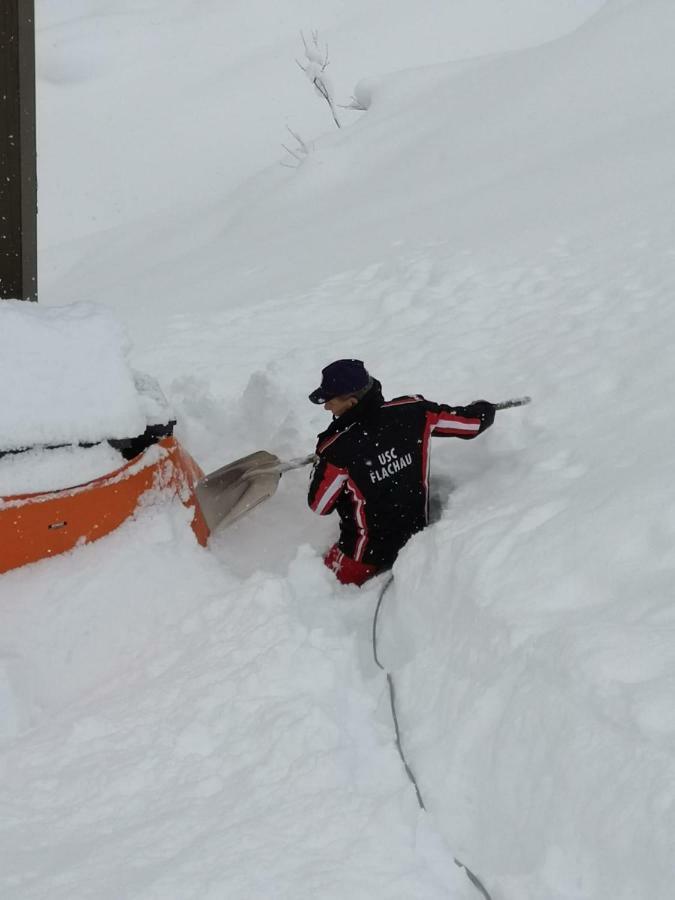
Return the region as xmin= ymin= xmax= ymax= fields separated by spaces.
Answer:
xmin=339 ymin=96 xmax=368 ymax=111
xmin=281 ymin=126 xmax=312 ymax=168
xmin=298 ymin=30 xmax=341 ymax=129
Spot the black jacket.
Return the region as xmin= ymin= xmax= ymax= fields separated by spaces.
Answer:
xmin=308 ymin=380 xmax=494 ymax=568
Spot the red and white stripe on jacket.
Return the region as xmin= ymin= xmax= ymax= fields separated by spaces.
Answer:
xmin=310 ymin=462 xmax=348 ymax=514
xmin=310 ymin=463 xmax=370 ymax=560
xmin=419 ymin=407 xmax=481 ymax=519
xmin=428 ymin=409 xmax=482 ymax=437
xmin=344 ymin=477 xmax=368 ymax=561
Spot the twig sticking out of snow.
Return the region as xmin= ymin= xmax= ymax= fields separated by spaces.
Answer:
xmin=340 ymin=79 xmax=373 ymax=112
xmin=296 ymin=30 xmax=341 ymax=129
xmin=338 ymin=98 xmax=367 ymax=111
xmin=281 ymin=126 xmax=312 ymax=168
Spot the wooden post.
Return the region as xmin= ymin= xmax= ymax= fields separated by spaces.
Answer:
xmin=0 ymin=0 xmax=38 ymax=301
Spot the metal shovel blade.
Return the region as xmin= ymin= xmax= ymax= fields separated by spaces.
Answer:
xmin=194 ymin=450 xmax=283 ymax=533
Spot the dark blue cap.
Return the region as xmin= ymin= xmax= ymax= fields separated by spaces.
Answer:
xmin=309 ymin=359 xmax=371 ymax=404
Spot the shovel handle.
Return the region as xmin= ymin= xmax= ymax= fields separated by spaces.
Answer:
xmin=242 ymin=454 xmax=317 ymax=480
xmin=494 ymin=396 xmax=531 ymax=410
xmin=278 ymin=454 xmax=318 ymax=473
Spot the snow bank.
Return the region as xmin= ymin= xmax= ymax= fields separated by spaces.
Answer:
xmin=0 ymin=302 xmax=146 ymax=451
xmin=380 ymin=491 xmax=675 ymax=899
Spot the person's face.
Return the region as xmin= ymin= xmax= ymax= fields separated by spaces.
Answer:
xmin=324 ymin=395 xmax=358 ymax=417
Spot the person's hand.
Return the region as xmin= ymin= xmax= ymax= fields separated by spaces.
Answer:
xmin=470 ymin=400 xmax=496 ymax=426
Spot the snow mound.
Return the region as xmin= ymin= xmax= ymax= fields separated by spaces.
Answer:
xmin=0 ymin=302 xmax=147 ymax=451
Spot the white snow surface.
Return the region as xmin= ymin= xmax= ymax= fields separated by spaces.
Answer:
xmin=0 ymin=443 xmax=125 ymax=496
xmin=2 ymin=1 xmax=675 ymax=898
xmin=0 ymin=302 xmax=146 ymax=451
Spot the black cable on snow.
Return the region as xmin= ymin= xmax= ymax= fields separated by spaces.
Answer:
xmin=371 ymin=574 xmax=393 ymax=671
xmin=456 ymin=862 xmax=492 ymax=900
xmin=371 ymin=575 xmax=493 ymax=900
xmin=371 ymin=577 xmax=427 ymax=807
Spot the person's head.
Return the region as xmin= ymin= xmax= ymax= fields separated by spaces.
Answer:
xmin=309 ymin=359 xmax=373 ymax=416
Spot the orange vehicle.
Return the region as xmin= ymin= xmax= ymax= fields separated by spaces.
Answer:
xmin=0 ymin=437 xmax=209 ymax=576
xmin=0 ymin=302 xmax=215 ymax=577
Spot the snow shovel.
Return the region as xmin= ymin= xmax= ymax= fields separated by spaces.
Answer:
xmin=194 ymin=451 xmax=316 ymax=533
xmin=195 ymin=396 xmax=530 ymax=535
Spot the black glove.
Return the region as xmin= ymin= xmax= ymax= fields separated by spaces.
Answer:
xmin=469 ymin=400 xmax=496 ymax=428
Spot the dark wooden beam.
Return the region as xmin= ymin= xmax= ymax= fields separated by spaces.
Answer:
xmin=1 ymin=0 xmax=38 ymax=301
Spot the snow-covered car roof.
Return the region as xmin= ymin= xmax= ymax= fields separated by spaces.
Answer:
xmin=0 ymin=301 xmax=170 ymax=452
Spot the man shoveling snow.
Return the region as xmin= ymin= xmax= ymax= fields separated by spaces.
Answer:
xmin=308 ymin=359 xmax=495 ymax=586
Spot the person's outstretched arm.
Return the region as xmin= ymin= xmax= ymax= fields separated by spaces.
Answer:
xmin=422 ymin=399 xmax=495 ymax=439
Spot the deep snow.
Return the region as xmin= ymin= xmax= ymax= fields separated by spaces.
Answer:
xmin=2 ymin=1 xmax=675 ymax=898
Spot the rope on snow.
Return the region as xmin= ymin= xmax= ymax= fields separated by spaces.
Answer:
xmin=371 ymin=575 xmax=493 ymax=900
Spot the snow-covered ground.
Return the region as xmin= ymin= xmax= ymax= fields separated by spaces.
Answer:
xmin=2 ymin=0 xmax=675 ymax=897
